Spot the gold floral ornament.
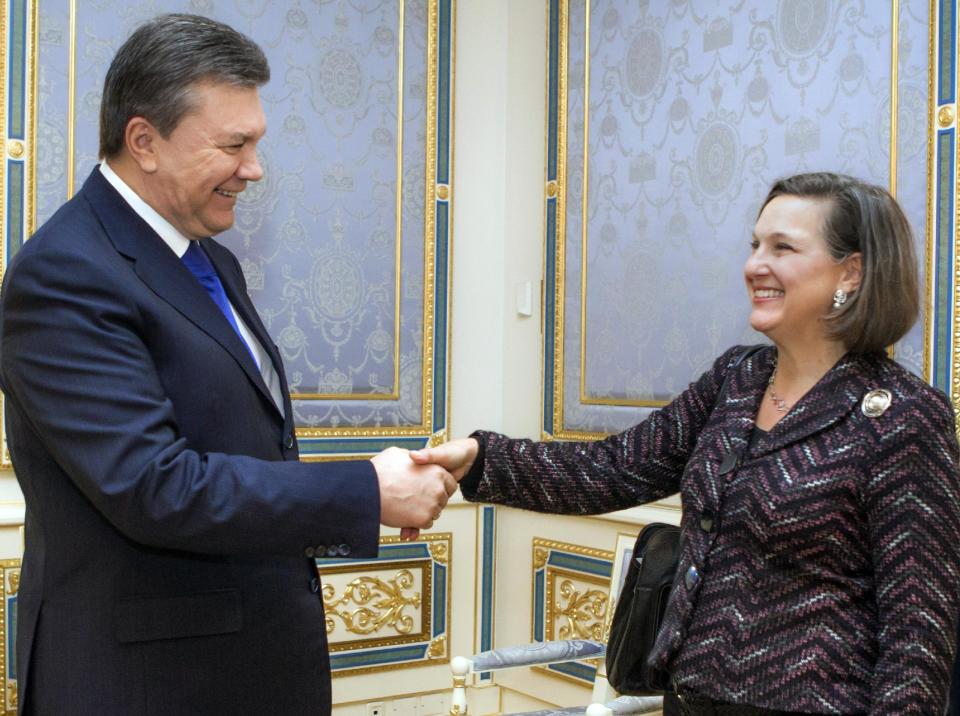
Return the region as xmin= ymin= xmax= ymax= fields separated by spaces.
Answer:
xmin=555 ymin=579 xmax=608 ymax=640
xmin=323 ymin=570 xmax=421 ymax=636
xmin=429 ymin=542 xmax=448 ymax=564
xmin=534 ymin=546 xmax=549 ymax=569
xmin=427 ymin=634 xmax=446 ymax=658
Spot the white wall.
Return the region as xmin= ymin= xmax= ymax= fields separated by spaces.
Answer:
xmin=450 ymin=0 xmax=545 ymax=441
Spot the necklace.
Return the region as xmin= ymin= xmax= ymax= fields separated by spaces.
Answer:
xmin=768 ymin=360 xmax=790 ymax=413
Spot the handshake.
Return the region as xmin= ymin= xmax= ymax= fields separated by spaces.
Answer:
xmin=370 ymin=438 xmax=479 ymax=540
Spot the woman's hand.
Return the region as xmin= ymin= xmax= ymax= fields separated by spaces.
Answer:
xmin=410 ymin=438 xmax=479 ymax=482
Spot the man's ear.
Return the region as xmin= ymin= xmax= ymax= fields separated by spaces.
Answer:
xmin=839 ymin=252 xmax=862 ymax=294
xmin=124 ymin=117 xmax=160 ymax=173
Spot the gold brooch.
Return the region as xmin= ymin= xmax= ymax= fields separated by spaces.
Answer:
xmin=861 ymin=389 xmax=892 ymax=417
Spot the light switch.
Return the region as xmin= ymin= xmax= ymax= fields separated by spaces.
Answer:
xmin=516 ymin=281 xmax=532 ymax=317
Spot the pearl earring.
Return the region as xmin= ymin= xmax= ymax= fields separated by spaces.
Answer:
xmin=832 ymin=289 xmax=848 ymax=309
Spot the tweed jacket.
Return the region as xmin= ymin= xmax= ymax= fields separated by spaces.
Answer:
xmin=459 ymin=345 xmax=960 ymax=715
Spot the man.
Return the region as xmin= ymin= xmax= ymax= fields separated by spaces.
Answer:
xmin=0 ymin=14 xmax=453 ymax=715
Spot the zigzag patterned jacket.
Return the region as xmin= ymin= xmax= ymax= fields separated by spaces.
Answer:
xmin=459 ymin=345 xmax=960 ymax=714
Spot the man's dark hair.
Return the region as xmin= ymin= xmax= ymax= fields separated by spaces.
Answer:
xmin=99 ymin=13 xmax=269 ymax=158
xmin=759 ymin=172 xmax=918 ymax=354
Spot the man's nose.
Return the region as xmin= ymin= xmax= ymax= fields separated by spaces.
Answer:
xmin=238 ymin=150 xmax=263 ymax=182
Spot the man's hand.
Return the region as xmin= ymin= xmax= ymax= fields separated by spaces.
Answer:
xmin=409 ymin=438 xmax=479 ymax=481
xmin=371 ymin=447 xmax=458 ymax=541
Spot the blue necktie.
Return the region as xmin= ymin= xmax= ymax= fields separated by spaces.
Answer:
xmin=181 ymin=241 xmax=259 ymax=367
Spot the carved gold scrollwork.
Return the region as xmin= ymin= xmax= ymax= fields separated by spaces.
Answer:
xmin=7 ymin=572 xmax=18 ymax=596
xmin=323 ymin=570 xmax=421 ymax=636
xmin=429 ymin=542 xmax=448 ymax=564
xmin=6 ymin=679 xmax=16 ymax=708
xmin=555 ymin=579 xmax=608 ymax=640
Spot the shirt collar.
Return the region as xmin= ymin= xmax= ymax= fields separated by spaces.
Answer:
xmin=99 ymin=160 xmax=191 ymax=258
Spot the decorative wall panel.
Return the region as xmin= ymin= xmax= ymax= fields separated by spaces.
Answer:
xmin=544 ymin=0 xmax=956 ymax=439
xmin=317 ymin=533 xmax=450 ymax=674
xmin=531 ymin=538 xmax=612 ymax=685
xmin=2 ymin=0 xmax=454 ymax=461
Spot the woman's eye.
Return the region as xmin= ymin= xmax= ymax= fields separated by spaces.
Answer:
xmin=749 ymin=240 xmax=759 ymax=250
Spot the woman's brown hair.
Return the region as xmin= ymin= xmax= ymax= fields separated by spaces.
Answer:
xmin=760 ymin=172 xmax=918 ymax=354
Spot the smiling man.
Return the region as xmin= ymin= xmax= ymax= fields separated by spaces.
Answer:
xmin=0 ymin=14 xmax=455 ymax=715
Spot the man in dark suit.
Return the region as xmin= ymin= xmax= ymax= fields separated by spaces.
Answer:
xmin=0 ymin=14 xmax=453 ymax=715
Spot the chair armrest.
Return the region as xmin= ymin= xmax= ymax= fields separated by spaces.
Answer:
xmin=467 ymin=639 xmax=605 ymax=672
xmin=586 ymin=695 xmax=664 ymax=716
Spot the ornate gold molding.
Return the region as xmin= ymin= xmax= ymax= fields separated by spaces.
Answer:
xmin=938 ymin=104 xmax=955 ymax=128
xmin=534 ymin=545 xmax=549 ymax=569
xmin=323 ymin=569 xmax=421 ymax=636
xmin=427 ymin=634 xmax=446 ymax=658
xmin=555 ymin=578 xmax=607 ymax=640
xmin=429 ymin=541 xmax=449 ymax=564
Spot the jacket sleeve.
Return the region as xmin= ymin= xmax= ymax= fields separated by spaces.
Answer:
xmin=458 ymin=346 xmax=749 ymax=514
xmin=0 ymin=242 xmax=381 ymax=558
xmin=861 ymin=389 xmax=960 ymax=714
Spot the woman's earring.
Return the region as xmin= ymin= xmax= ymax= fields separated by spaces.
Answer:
xmin=832 ymin=289 xmax=848 ymax=308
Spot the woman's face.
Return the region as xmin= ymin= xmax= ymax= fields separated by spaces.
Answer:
xmin=744 ymin=194 xmax=859 ymax=348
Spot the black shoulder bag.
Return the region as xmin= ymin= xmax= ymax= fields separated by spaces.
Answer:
xmin=604 ymin=345 xmax=762 ymax=695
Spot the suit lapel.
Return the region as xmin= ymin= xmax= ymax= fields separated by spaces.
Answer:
xmin=81 ymin=169 xmax=279 ymax=415
xmin=203 ymin=240 xmax=291 ymax=421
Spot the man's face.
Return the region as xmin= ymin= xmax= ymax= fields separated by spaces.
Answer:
xmin=147 ymin=82 xmax=266 ymax=239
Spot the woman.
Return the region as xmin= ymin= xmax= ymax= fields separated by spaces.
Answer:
xmin=413 ymin=173 xmax=960 ymax=714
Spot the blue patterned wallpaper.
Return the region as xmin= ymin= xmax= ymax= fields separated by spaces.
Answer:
xmin=33 ymin=0 xmax=440 ymax=437
xmin=556 ymin=0 xmax=932 ymax=434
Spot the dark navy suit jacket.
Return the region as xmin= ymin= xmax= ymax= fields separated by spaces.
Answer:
xmin=0 ymin=168 xmax=380 ymax=714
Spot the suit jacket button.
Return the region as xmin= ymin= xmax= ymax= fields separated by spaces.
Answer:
xmin=327 ymin=545 xmax=339 ymax=557
xmin=700 ymin=510 xmax=716 ymax=533
xmin=285 ymin=434 xmax=295 ymax=450
xmin=338 ymin=544 xmax=351 ymax=557
xmin=684 ymin=564 xmax=700 ymax=590
xmin=304 ymin=547 xmax=316 ymax=558
xmin=309 ymin=577 xmax=320 ymax=594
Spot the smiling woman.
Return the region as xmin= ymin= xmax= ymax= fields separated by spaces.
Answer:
xmin=416 ymin=173 xmax=960 ymax=714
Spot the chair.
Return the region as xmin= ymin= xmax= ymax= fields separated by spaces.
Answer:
xmin=450 ymin=533 xmax=663 ymax=716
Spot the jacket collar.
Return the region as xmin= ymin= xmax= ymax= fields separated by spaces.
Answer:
xmin=80 ymin=168 xmax=283 ymax=418
xmin=720 ymin=346 xmax=880 ymax=458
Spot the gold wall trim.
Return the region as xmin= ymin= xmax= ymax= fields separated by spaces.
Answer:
xmin=890 ymin=0 xmax=899 ymax=199
xmin=0 ymin=559 xmax=20 ymax=716
xmin=954 ymin=1 xmax=960 ymax=421
xmin=66 ymin=0 xmax=76 ymax=199
xmin=1 ymin=0 xmax=8 ymax=286
xmin=547 ymin=0 xmax=570 ymax=438
xmin=924 ymin=0 xmax=937 ymax=384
